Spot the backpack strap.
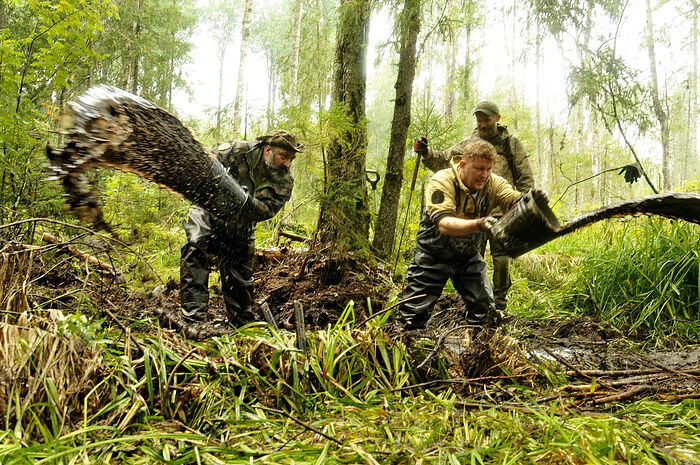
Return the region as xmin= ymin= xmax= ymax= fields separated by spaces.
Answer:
xmin=502 ymin=136 xmax=518 ymax=182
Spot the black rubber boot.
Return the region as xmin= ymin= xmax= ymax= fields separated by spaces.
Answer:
xmin=180 ymin=242 xmax=211 ymax=322
xmin=220 ymin=241 xmax=256 ymax=327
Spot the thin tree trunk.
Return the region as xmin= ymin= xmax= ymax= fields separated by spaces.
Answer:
xmin=290 ymin=0 xmax=303 ymax=103
xmin=130 ymin=0 xmax=141 ymax=95
xmin=216 ymin=42 xmax=226 ymax=138
xmin=443 ymin=1 xmax=455 ymax=119
xmin=372 ymin=0 xmax=420 ymax=259
xmin=548 ymin=117 xmax=556 ymax=188
xmin=266 ymin=54 xmax=274 ymax=128
xmin=319 ymin=0 xmax=371 ymax=251
xmin=0 ymin=1 xmax=6 ymax=29
xmin=233 ymin=0 xmax=253 ymax=135
xmin=689 ymin=0 xmax=698 ymax=181
xmin=645 ymin=0 xmax=670 ymax=191
xmin=463 ymin=21 xmax=472 ymax=135
xmin=535 ymin=10 xmax=542 ymax=183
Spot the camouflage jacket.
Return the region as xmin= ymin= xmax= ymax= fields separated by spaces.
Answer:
xmin=421 ymin=124 xmax=535 ymax=197
xmin=416 ymin=159 xmax=522 ymax=260
xmin=214 ymin=138 xmax=294 ymax=226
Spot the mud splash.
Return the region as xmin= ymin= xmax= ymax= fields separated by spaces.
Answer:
xmin=491 ymin=191 xmax=700 ymax=258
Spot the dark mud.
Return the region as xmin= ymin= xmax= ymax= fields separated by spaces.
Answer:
xmin=5 ymin=239 xmax=699 ymax=405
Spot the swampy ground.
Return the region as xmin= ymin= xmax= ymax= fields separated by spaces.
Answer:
xmin=2 ymin=223 xmax=699 ymax=464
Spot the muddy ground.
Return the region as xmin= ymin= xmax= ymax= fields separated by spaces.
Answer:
xmin=6 ymin=241 xmax=700 ymax=407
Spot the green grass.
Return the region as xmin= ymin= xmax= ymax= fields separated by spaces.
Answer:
xmin=511 ymin=218 xmax=699 ymax=343
xmin=3 ymin=196 xmax=700 ymax=463
xmin=1 ymin=307 xmax=699 ymax=464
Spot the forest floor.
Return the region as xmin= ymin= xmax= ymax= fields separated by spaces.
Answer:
xmin=22 ymin=243 xmax=700 ymax=411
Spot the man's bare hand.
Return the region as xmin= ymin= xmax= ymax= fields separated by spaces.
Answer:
xmin=476 ymin=216 xmax=497 ymax=232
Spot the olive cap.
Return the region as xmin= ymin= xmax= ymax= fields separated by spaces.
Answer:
xmin=263 ymin=129 xmax=305 ymax=153
xmin=472 ymin=100 xmax=500 ymax=116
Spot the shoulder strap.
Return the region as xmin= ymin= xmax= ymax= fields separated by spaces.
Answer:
xmin=448 ymin=164 xmax=462 ymax=211
xmin=502 ymin=136 xmax=518 ymax=181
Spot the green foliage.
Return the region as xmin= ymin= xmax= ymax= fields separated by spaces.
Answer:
xmin=531 ymin=0 xmax=624 ymax=38
xmin=571 ymin=219 xmax=699 ymax=342
xmin=513 ymin=218 xmax=700 ymax=343
xmin=93 ymin=0 xmax=196 ymax=107
xmin=101 ymin=171 xmax=187 ymax=283
xmin=569 ymin=47 xmax=653 ymax=136
xmin=2 ymin=308 xmax=699 ymax=463
xmin=0 ymin=0 xmax=116 ymax=227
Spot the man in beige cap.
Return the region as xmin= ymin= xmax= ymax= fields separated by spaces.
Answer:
xmin=413 ymin=101 xmax=534 ymax=313
xmin=179 ymin=130 xmax=304 ymax=329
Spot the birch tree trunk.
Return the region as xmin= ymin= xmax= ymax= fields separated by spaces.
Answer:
xmin=443 ymin=0 xmax=455 ymax=119
xmin=535 ymin=10 xmax=543 ymax=183
xmin=216 ymin=45 xmax=226 ymax=138
xmin=319 ymin=0 xmax=371 ymax=251
xmin=372 ymin=0 xmax=420 ymax=259
xmin=266 ymin=55 xmax=274 ymax=128
xmin=233 ymin=0 xmax=253 ymax=135
xmin=689 ymin=0 xmax=698 ymax=181
xmin=463 ymin=22 xmax=472 ymax=135
xmin=645 ymin=0 xmax=670 ymax=191
xmin=290 ymin=0 xmax=304 ymax=103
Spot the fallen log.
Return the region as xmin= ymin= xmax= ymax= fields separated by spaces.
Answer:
xmin=278 ymin=230 xmax=312 ymax=243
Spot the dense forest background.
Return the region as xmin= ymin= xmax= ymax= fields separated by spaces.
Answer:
xmin=1 ymin=0 xmax=698 ymax=266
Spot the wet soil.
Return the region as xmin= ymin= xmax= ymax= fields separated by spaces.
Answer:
xmin=5 ymin=240 xmax=699 ymax=406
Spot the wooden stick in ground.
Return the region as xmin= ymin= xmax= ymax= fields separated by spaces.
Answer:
xmin=260 ymin=302 xmax=279 ymax=330
xmin=294 ymin=300 xmax=307 ymax=353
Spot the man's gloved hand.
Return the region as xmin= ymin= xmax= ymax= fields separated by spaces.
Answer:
xmin=476 ymin=216 xmax=497 ymax=232
xmin=413 ymin=137 xmax=428 ymax=154
xmin=532 ymin=188 xmax=550 ymax=205
xmin=618 ymin=164 xmax=641 ymax=184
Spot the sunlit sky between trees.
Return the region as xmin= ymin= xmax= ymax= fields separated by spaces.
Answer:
xmin=173 ymin=0 xmax=698 ymax=163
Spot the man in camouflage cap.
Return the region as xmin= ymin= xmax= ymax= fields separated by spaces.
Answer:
xmin=412 ymin=100 xmax=535 ymax=313
xmin=179 ymin=130 xmax=304 ymax=331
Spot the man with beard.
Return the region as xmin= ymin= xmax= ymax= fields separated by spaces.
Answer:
xmin=413 ymin=101 xmax=534 ymax=314
xmin=179 ymin=130 xmax=304 ymax=328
